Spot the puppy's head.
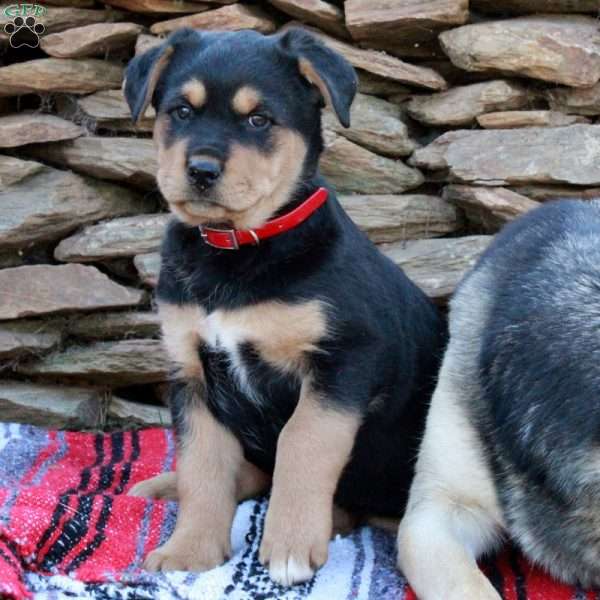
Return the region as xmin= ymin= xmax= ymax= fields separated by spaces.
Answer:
xmin=124 ymin=28 xmax=356 ymax=229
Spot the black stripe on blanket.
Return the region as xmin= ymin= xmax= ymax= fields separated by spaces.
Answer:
xmin=35 ymin=433 xmax=105 ymax=559
xmin=39 ymin=432 xmax=125 ymax=570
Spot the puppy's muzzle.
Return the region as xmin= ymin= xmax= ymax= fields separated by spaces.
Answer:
xmin=187 ymin=158 xmax=222 ymax=192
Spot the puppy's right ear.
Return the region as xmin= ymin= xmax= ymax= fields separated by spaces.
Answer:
xmin=124 ymin=42 xmax=174 ymax=124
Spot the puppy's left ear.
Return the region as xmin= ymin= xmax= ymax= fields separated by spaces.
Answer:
xmin=278 ymin=27 xmax=357 ymax=128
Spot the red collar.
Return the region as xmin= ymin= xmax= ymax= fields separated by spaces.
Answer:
xmin=198 ymin=187 xmax=328 ymax=250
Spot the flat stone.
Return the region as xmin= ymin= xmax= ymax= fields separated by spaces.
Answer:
xmin=0 ymin=264 xmax=144 ymax=320
xmin=0 ymin=320 xmax=62 ymax=359
xmin=382 ymin=235 xmax=493 ymax=299
xmin=0 ymin=155 xmax=45 ymax=188
xmin=26 ymin=137 xmax=157 ymax=188
xmin=407 ymin=80 xmax=529 ymax=126
xmin=439 ymin=16 xmax=600 ymax=87
xmin=409 ymin=130 xmax=471 ymax=171
xmin=546 ymin=82 xmax=600 ymax=116
xmin=0 ymin=113 xmax=83 ymax=148
xmin=477 ymin=110 xmax=590 ymax=128
xmin=0 ymin=381 xmax=105 ymax=428
xmin=17 ymin=339 xmax=170 ymax=385
xmin=443 ymin=185 xmax=540 ymax=231
xmin=103 ymin=0 xmax=210 ymax=13
xmin=134 ymin=253 xmax=160 ymax=287
xmin=356 ymin=71 xmax=411 ymax=97
xmin=0 ymin=58 xmax=123 ymax=97
xmin=340 ymin=194 xmax=462 ymax=243
xmin=0 ymin=158 xmax=154 ymax=248
xmin=288 ymin=24 xmax=447 ymax=90
xmin=411 ymin=125 xmax=600 ymax=186
xmin=150 ymin=4 xmax=277 ymax=35
xmin=324 ymin=92 xmax=418 ymax=157
xmin=0 ymin=7 xmax=125 ymax=42
xmin=74 ymin=89 xmax=155 ymax=132
xmin=321 ymin=132 xmax=424 ymax=194
xmin=346 ymin=0 xmax=469 ymax=43
xmin=67 ymin=311 xmax=160 ymax=340
xmin=509 ymin=184 xmax=600 ymax=201
xmin=40 ymin=22 xmax=144 ymax=58
xmin=268 ymin=0 xmax=348 ymax=38
xmin=55 ymin=214 xmax=169 ymax=262
xmin=472 ymin=0 xmax=600 ymax=13
xmin=108 ymin=396 xmax=171 ymax=426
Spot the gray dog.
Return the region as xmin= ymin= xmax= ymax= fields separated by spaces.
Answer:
xmin=397 ymin=199 xmax=600 ymax=599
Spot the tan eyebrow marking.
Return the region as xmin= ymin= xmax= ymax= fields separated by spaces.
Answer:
xmin=181 ymin=78 xmax=206 ymax=108
xmin=232 ymin=85 xmax=261 ymax=115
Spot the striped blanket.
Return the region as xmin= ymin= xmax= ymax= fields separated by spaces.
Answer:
xmin=0 ymin=423 xmax=595 ymax=599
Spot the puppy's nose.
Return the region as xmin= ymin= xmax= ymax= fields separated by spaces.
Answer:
xmin=187 ymin=159 xmax=221 ymax=190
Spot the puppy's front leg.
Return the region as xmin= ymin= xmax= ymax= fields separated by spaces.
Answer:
xmin=259 ymin=379 xmax=360 ymax=586
xmin=144 ymin=398 xmax=243 ymax=572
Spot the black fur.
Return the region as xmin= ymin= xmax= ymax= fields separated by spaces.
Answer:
xmin=129 ymin=28 xmax=446 ymax=518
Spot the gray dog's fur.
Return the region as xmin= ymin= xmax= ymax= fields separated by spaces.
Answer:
xmin=397 ymin=200 xmax=600 ymax=600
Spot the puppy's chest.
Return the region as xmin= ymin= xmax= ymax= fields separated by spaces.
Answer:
xmin=158 ymin=299 xmax=328 ymax=396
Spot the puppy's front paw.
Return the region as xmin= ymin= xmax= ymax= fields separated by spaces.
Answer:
xmin=259 ymin=500 xmax=331 ymax=586
xmin=144 ymin=532 xmax=230 ymax=573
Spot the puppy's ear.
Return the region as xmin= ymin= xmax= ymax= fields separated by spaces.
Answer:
xmin=278 ymin=27 xmax=357 ymax=128
xmin=124 ymin=28 xmax=201 ymax=124
xmin=124 ymin=43 xmax=173 ymax=124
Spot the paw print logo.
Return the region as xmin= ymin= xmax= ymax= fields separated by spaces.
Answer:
xmin=4 ymin=16 xmax=44 ymax=49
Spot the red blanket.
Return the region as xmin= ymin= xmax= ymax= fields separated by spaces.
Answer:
xmin=0 ymin=424 xmax=595 ymax=599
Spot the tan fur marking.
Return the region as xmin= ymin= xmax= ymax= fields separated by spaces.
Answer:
xmin=232 ymin=85 xmax=261 ymax=115
xmin=208 ymin=128 xmax=307 ymax=229
xmin=153 ymin=115 xmax=194 ymax=223
xmin=182 ymin=78 xmax=206 ymax=109
xmin=144 ymin=401 xmax=244 ymax=572
xmin=136 ymin=45 xmax=174 ymax=124
xmin=158 ymin=302 xmax=205 ymax=380
xmin=259 ymin=381 xmax=361 ymax=585
xmin=214 ymin=300 xmax=328 ymax=375
xmin=298 ymin=57 xmax=334 ymax=113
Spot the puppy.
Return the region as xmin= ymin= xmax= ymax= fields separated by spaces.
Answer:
xmin=124 ymin=27 xmax=446 ymax=586
xmin=398 ymin=199 xmax=600 ymax=599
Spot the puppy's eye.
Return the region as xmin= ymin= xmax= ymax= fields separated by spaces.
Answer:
xmin=248 ymin=113 xmax=270 ymax=129
xmin=174 ymin=105 xmax=192 ymax=120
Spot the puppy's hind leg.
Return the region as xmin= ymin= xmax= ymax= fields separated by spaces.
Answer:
xmin=129 ymin=461 xmax=271 ymax=502
xmin=397 ymin=355 xmax=504 ymax=600
xmin=129 ymin=472 xmax=177 ymax=500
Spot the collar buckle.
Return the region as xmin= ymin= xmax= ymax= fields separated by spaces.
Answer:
xmin=199 ymin=226 xmax=239 ymax=250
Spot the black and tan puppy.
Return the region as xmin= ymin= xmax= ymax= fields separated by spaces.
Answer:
xmin=398 ymin=200 xmax=600 ymax=599
xmin=125 ymin=27 xmax=446 ymax=586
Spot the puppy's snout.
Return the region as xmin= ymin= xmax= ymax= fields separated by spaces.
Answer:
xmin=187 ymin=158 xmax=222 ymax=191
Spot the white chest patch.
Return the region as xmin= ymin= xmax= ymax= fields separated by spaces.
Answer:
xmin=203 ymin=311 xmax=261 ymax=404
